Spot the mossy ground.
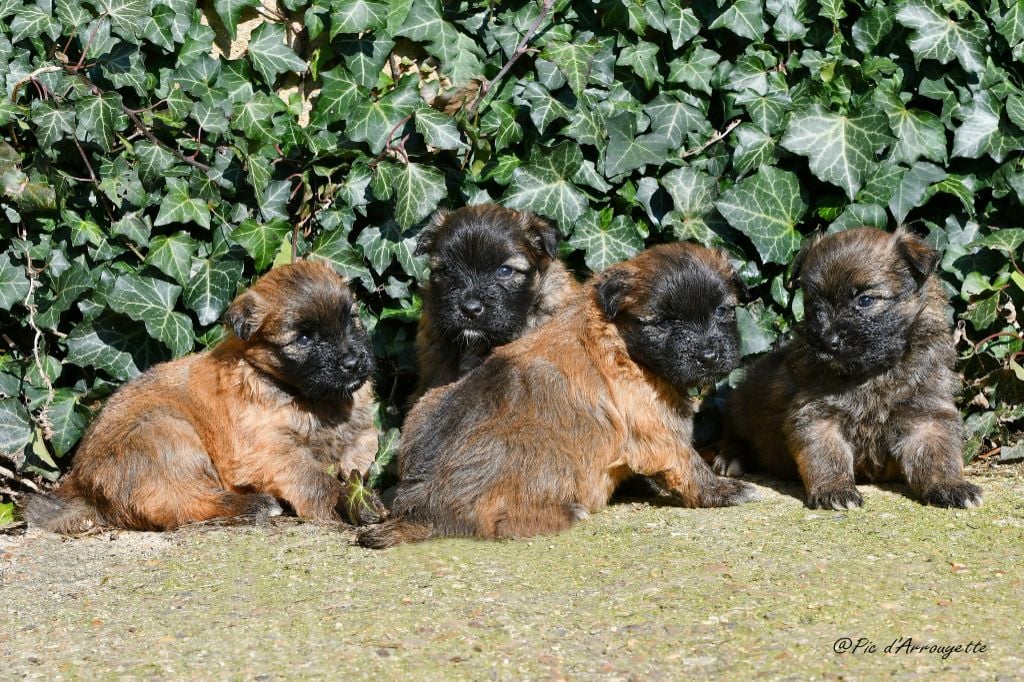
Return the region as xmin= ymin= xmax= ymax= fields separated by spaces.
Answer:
xmin=2 ymin=468 xmax=1022 ymax=680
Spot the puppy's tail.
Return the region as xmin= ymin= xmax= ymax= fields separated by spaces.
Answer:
xmin=22 ymin=492 xmax=100 ymax=535
xmin=356 ymin=516 xmax=433 ymax=549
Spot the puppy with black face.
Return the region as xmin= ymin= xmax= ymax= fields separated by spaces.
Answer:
xmin=413 ymin=204 xmax=580 ymax=396
xmin=25 ymin=260 xmax=384 ymax=533
xmin=358 ymin=243 xmax=754 ymax=548
xmin=723 ymin=227 xmax=981 ymax=510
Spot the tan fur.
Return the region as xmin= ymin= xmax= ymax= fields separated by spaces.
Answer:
xmin=25 ymin=261 xmax=382 ymax=532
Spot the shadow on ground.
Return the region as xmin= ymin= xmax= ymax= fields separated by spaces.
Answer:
xmin=2 ymin=468 xmax=1022 ymax=680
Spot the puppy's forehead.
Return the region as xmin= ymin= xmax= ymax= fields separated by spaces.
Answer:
xmin=257 ymin=260 xmax=354 ymax=320
xmin=647 ymin=255 xmax=732 ymax=317
xmin=803 ymin=229 xmax=899 ymax=292
xmin=435 ymin=214 xmax=530 ymax=268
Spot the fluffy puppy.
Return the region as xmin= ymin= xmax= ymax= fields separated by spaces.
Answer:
xmin=413 ymin=204 xmax=580 ymax=397
xmin=25 ymin=260 xmax=384 ymax=533
xmin=723 ymin=227 xmax=981 ymax=509
xmin=359 ymin=243 xmax=754 ymax=548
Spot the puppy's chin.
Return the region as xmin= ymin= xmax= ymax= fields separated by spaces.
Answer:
xmin=299 ymin=374 xmax=370 ymax=401
xmin=803 ymin=337 xmax=906 ymax=378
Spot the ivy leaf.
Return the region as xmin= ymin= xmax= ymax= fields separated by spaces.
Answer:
xmin=213 ymin=0 xmax=258 ymax=40
xmin=231 ymin=219 xmax=291 ymax=270
xmin=414 ymin=109 xmax=467 ymax=151
xmin=716 ymin=166 xmax=806 ymax=264
xmin=0 ymin=398 xmax=31 ymax=458
xmin=543 ymin=39 xmax=599 ymax=96
xmin=10 ymin=4 xmax=61 ymax=42
xmin=102 ymin=0 xmax=148 ymax=37
xmin=30 ymin=101 xmax=75 ymax=149
xmin=310 ymin=229 xmax=374 ymax=287
xmin=668 ymin=45 xmax=720 ymax=95
xmin=64 ymin=318 xmax=159 ymax=381
xmin=952 ymin=94 xmax=1002 ymax=161
xmin=183 ymin=255 xmax=244 ymax=326
xmin=970 ymin=228 xmax=1024 ymax=253
xmin=390 ymin=162 xmax=446 ymax=229
xmin=146 ymin=232 xmax=198 ymax=286
xmin=154 ymin=177 xmax=211 ymax=229
xmin=0 ymin=252 xmax=29 ymax=311
xmin=662 ymin=0 xmax=701 ymax=49
xmin=107 ymin=274 xmax=195 ymax=356
xmin=781 ymin=105 xmax=891 ymax=199
xmin=504 ymin=142 xmax=588 ymax=228
xmin=604 ymin=113 xmax=672 ymax=178
xmin=47 ymin=389 xmax=88 ymax=457
xmin=247 ymin=21 xmax=308 ymax=84
xmin=710 ymin=0 xmax=768 ymax=40
xmin=330 ymin=0 xmax=389 ymax=36
xmin=731 ymin=123 xmax=776 ymax=174
xmin=876 ymin=89 xmax=947 ymax=165
xmin=567 ymin=209 xmax=644 ymax=271
xmin=896 ymin=0 xmax=986 ymax=74
xmin=618 ymin=40 xmax=662 ymax=89
xmin=347 ymin=84 xmax=419 ymax=154
xmin=74 ymin=91 xmax=126 ymax=151
xmin=887 ymin=161 xmax=946 ymax=224
xmin=232 ymin=92 xmax=284 ymax=143
xmin=312 ymin=66 xmax=365 ymax=126
xmin=660 ymin=166 xmax=719 ymax=238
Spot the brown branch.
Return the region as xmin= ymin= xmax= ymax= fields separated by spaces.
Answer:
xmin=0 ymin=462 xmax=41 ymax=493
xmin=680 ymin=119 xmax=742 ymax=159
xmin=466 ymin=0 xmax=555 ymax=118
xmin=18 ymin=228 xmax=54 ymax=442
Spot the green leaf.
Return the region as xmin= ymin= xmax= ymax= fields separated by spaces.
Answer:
xmin=604 ymin=113 xmax=672 ymax=178
xmin=0 ymin=398 xmax=32 ymax=457
xmin=543 ymin=39 xmax=600 ymax=96
xmin=330 ymin=0 xmax=388 ymax=36
xmin=213 ymin=0 xmax=257 ymax=39
xmin=895 ymin=0 xmax=986 ymax=74
xmin=567 ymin=209 xmax=644 ymax=271
xmin=107 ymin=274 xmax=195 ymax=356
xmin=710 ymin=0 xmax=767 ymax=40
xmin=970 ymin=228 xmax=1024 ymax=253
xmin=47 ymin=389 xmax=88 ymax=457
xmin=36 ymin=262 xmax=94 ymax=329
xmin=347 ymin=85 xmax=419 ymax=154
xmin=231 ymin=219 xmax=291 ymax=270
xmin=312 ymin=66 xmax=365 ymax=126
xmin=154 ymin=177 xmax=211 ymax=229
xmin=887 ymin=161 xmax=945 ymax=224
xmin=0 ymin=252 xmax=29 ymax=311
xmin=876 ymin=90 xmax=947 ymax=165
xmin=76 ymin=94 xmax=131 ymax=153
xmin=247 ymin=21 xmax=308 ymax=84
xmin=390 ymin=162 xmax=447 ymax=229
xmin=731 ymin=123 xmax=776 ymax=174
xmin=310 ymin=229 xmax=373 ymax=287
xmin=952 ymin=94 xmax=1002 ymax=161
xmin=414 ymin=109 xmax=466 ymax=151
xmin=10 ymin=4 xmax=61 ymax=43
xmin=662 ymin=0 xmax=701 ymax=49
xmin=618 ymin=40 xmax=662 ymax=89
xmin=660 ymin=166 xmax=718 ymax=235
xmin=232 ymin=92 xmax=284 ymax=143
xmin=996 ymin=1 xmax=1024 ymax=47
xmin=668 ymin=45 xmax=720 ymax=95
xmin=503 ymin=143 xmax=589 ymax=228
xmin=65 ymin=318 xmax=157 ymax=380
xmin=184 ymin=255 xmax=243 ymax=326
xmin=781 ymin=105 xmax=891 ymax=199
xmin=30 ymin=101 xmax=75 ymax=149
xmin=716 ymin=166 xmax=806 ymax=264
xmin=102 ymin=0 xmax=148 ymax=36
xmin=147 ymin=233 xmax=198 ymax=286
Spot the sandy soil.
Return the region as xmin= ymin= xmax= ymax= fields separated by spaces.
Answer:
xmin=2 ymin=468 xmax=1022 ymax=680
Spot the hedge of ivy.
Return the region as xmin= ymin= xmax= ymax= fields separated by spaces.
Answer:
xmin=1 ymin=0 xmax=1022 ymax=490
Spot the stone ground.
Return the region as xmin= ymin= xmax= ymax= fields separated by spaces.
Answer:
xmin=1 ymin=467 xmax=1022 ymax=681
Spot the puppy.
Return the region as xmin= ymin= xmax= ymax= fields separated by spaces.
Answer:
xmin=25 ymin=260 xmax=384 ymax=533
xmin=723 ymin=227 xmax=982 ymax=509
xmin=359 ymin=243 xmax=755 ymax=548
xmin=413 ymin=204 xmax=580 ymax=397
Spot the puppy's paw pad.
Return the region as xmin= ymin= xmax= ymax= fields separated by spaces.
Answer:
xmin=807 ymin=487 xmax=863 ymax=511
xmin=923 ymin=481 xmax=983 ymax=509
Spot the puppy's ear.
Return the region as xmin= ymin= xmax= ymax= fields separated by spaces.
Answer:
xmin=595 ymin=269 xmax=633 ymax=319
xmin=226 ymin=291 xmax=265 ymax=341
xmin=415 ymin=209 xmax=449 ymax=256
xmin=520 ymin=212 xmax=561 ymax=260
xmin=895 ymin=229 xmax=939 ymax=287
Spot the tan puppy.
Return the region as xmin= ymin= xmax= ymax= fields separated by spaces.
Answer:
xmin=359 ymin=243 xmax=754 ymax=547
xmin=413 ymin=205 xmax=579 ymax=397
xmin=26 ymin=261 xmax=384 ymax=532
xmin=723 ymin=228 xmax=981 ymax=509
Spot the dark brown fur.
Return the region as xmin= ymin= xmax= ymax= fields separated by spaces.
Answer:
xmin=360 ymin=243 xmax=754 ymax=548
xmin=413 ymin=205 xmax=580 ymax=397
xmin=25 ymin=261 xmax=384 ymax=533
xmin=723 ymin=228 xmax=982 ymax=509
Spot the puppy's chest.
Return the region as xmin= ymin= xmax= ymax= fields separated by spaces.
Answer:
xmin=815 ymin=374 xmax=921 ymax=459
xmin=240 ymin=405 xmax=359 ymax=464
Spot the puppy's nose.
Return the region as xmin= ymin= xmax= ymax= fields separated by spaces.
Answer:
xmin=340 ymin=355 xmax=360 ymax=371
xmin=698 ymin=348 xmax=718 ymax=364
xmin=827 ymin=333 xmax=842 ymax=351
xmin=460 ymin=298 xmax=484 ymax=318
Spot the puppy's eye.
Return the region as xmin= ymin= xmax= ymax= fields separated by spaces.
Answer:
xmin=294 ymin=333 xmax=312 ymax=347
xmin=496 ymin=265 xmax=516 ymax=278
xmin=655 ymin=319 xmax=673 ymax=330
xmin=855 ymin=294 xmax=875 ymax=309
xmin=714 ymin=305 xmax=732 ymax=318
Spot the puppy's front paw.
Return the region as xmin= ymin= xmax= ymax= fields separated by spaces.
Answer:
xmin=922 ymin=481 xmax=983 ymax=508
xmin=711 ymin=452 xmax=745 ymax=477
xmin=701 ymin=476 xmax=757 ymax=507
xmin=806 ymin=486 xmax=863 ymax=510
xmin=245 ymin=493 xmax=284 ymax=519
